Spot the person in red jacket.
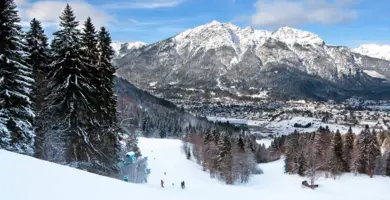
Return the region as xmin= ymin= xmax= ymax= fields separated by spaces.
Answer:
xmin=160 ymin=179 xmax=164 ymax=188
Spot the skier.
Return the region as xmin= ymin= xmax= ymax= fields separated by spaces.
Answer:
xmin=181 ymin=181 xmax=185 ymax=189
xmin=164 ymin=172 xmax=166 ymax=175
xmin=161 ymin=179 xmax=164 ymax=188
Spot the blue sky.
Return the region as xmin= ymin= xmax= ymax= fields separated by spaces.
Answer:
xmin=15 ymin=0 xmax=390 ymax=47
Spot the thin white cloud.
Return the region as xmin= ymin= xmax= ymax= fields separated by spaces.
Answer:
xmin=102 ymin=0 xmax=186 ymax=9
xmin=251 ymin=0 xmax=358 ymax=27
xmin=20 ymin=0 xmax=115 ymax=28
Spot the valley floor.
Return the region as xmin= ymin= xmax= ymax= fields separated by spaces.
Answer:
xmin=1 ymin=138 xmax=390 ymax=200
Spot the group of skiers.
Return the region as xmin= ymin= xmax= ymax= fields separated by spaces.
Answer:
xmin=160 ymin=179 xmax=185 ymax=189
xmin=160 ymin=172 xmax=185 ymax=189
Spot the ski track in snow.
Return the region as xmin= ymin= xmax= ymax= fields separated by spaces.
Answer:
xmin=1 ymin=138 xmax=390 ymax=200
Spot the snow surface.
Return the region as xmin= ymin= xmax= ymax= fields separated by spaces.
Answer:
xmin=208 ymin=116 xmax=364 ymax=135
xmin=2 ymin=138 xmax=390 ymax=200
xmin=363 ymin=70 xmax=386 ymax=79
xmin=111 ymin=41 xmax=146 ymax=57
xmin=367 ymin=105 xmax=390 ymax=111
xmin=256 ymin=138 xmax=273 ymax=148
xmin=353 ymin=44 xmax=390 ymax=61
xmin=272 ymin=26 xmax=324 ymax=46
xmin=149 ymin=81 xmax=158 ymax=87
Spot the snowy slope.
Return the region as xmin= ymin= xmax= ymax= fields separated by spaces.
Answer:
xmin=363 ymin=70 xmax=387 ymax=79
xmin=111 ymin=41 xmax=146 ymax=58
xmin=353 ymin=44 xmax=390 ymax=61
xmin=2 ymin=138 xmax=390 ymax=200
xmin=208 ymin=116 xmax=365 ymax=136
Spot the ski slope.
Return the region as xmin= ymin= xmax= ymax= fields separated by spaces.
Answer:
xmin=1 ymin=138 xmax=390 ymax=200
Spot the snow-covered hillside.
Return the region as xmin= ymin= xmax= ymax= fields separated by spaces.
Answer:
xmin=2 ymin=138 xmax=390 ymax=200
xmin=111 ymin=41 xmax=146 ymax=58
xmin=353 ymin=44 xmax=390 ymax=61
xmin=208 ymin=116 xmax=367 ymax=136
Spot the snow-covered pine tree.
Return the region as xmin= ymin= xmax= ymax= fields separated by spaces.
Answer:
xmin=231 ymin=136 xmax=246 ymax=183
xmin=0 ymin=0 xmax=35 ymax=155
xmin=93 ymin=25 xmax=121 ymax=176
xmin=354 ymin=127 xmax=369 ymax=174
xmin=284 ymin=131 xmax=299 ymax=173
xmin=97 ymin=26 xmax=117 ymax=125
xmin=25 ymin=18 xmax=50 ymax=110
xmin=202 ymin=129 xmax=214 ymax=170
xmin=366 ymin=129 xmax=380 ymax=177
xmin=297 ymin=150 xmax=306 ymax=176
xmin=354 ymin=126 xmax=381 ymax=176
xmin=313 ymin=127 xmax=331 ymax=171
xmin=80 ymin=17 xmax=99 ymax=119
xmin=42 ymin=5 xmax=106 ymax=173
xmin=217 ymin=132 xmax=233 ymax=184
xmin=329 ymin=130 xmax=344 ymax=177
xmin=342 ymin=126 xmax=354 ymax=172
xmin=25 ymin=18 xmax=50 ymax=158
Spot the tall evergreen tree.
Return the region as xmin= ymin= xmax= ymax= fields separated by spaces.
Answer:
xmin=366 ymin=129 xmax=381 ymax=177
xmin=0 ymin=0 xmax=35 ymax=155
xmin=42 ymin=4 xmax=103 ymax=172
xmin=217 ymin=132 xmax=233 ymax=184
xmin=284 ymin=131 xmax=299 ymax=173
xmin=343 ymin=126 xmax=354 ymax=172
xmin=329 ymin=130 xmax=344 ymax=177
xmin=95 ymin=26 xmax=121 ymax=175
xmin=25 ymin=18 xmax=50 ymax=158
xmin=25 ymin=18 xmax=50 ymax=110
xmin=97 ymin=26 xmax=117 ymax=124
xmin=80 ymin=17 xmax=99 ymax=120
xmin=313 ymin=128 xmax=331 ymax=171
xmin=355 ymin=126 xmax=381 ymax=176
xmin=297 ymin=150 xmax=306 ymax=176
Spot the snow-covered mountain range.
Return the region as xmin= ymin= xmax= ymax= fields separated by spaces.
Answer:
xmin=113 ymin=21 xmax=390 ymax=101
xmin=353 ymin=44 xmax=390 ymax=61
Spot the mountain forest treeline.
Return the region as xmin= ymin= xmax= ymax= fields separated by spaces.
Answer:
xmin=283 ymin=126 xmax=390 ymax=185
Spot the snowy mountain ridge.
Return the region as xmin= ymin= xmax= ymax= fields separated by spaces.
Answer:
xmin=173 ymin=21 xmax=324 ymax=56
xmin=111 ymin=41 xmax=146 ymax=58
xmin=353 ymin=44 xmax=390 ymax=61
xmin=114 ymin=21 xmax=390 ymax=101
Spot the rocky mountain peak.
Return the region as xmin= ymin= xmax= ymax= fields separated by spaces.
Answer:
xmin=272 ymin=26 xmax=324 ymax=46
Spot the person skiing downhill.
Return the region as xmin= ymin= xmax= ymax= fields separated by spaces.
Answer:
xmin=160 ymin=179 xmax=164 ymax=188
xmin=181 ymin=181 xmax=185 ymax=189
